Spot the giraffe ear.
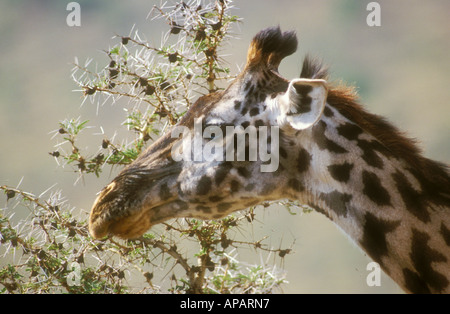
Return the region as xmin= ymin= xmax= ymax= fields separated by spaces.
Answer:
xmin=278 ymin=78 xmax=328 ymax=130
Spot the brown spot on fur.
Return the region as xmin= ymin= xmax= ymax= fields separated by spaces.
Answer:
xmin=392 ymin=170 xmax=430 ymax=223
xmin=197 ymin=176 xmax=212 ymax=195
xmin=360 ymin=212 xmax=400 ymax=265
xmin=440 ymin=223 xmax=450 ymax=246
xmin=320 ymin=190 xmax=352 ymax=217
xmin=230 ymin=180 xmax=240 ymax=193
xmin=159 ymin=183 xmax=172 ymax=201
xmin=362 ymin=170 xmax=391 ymax=206
xmin=328 ymin=162 xmax=353 ymax=183
xmin=215 ymin=162 xmax=232 ymax=185
xmin=408 ymin=228 xmax=448 ymax=293
xmin=296 ymin=148 xmax=311 ymax=173
xmin=288 ymin=178 xmax=304 ymax=192
xmin=218 ymin=202 xmax=234 ymax=212
xmin=313 ymin=121 xmax=348 ymax=154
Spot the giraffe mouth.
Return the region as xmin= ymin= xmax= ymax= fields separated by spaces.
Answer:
xmin=89 ymin=199 xmax=173 ymax=240
xmin=88 ymin=164 xmax=183 ymax=240
xmin=106 ymin=205 xmax=156 ymax=239
xmin=89 ymin=199 xmax=192 ymax=239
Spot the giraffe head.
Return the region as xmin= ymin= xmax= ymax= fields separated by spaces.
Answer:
xmin=89 ymin=27 xmax=329 ymax=239
xmin=88 ymin=26 xmax=450 ymax=293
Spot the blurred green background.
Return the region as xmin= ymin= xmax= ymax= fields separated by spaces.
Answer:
xmin=0 ymin=0 xmax=449 ymax=293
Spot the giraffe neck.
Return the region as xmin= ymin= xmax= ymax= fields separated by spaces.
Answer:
xmin=291 ymin=103 xmax=450 ymax=293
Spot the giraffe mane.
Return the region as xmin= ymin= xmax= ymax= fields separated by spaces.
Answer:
xmin=300 ymin=55 xmax=450 ymax=206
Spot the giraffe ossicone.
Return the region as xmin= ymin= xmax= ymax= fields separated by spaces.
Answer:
xmin=89 ymin=27 xmax=450 ymax=293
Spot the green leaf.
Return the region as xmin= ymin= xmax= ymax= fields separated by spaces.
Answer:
xmin=110 ymin=46 xmax=120 ymax=55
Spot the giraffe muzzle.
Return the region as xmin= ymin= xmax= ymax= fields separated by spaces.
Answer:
xmin=88 ymin=163 xmax=182 ymax=239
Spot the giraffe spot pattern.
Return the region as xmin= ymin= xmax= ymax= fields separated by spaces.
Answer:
xmin=312 ymin=121 xmax=348 ymax=154
xmin=196 ymin=205 xmax=211 ymax=213
xmin=209 ymin=195 xmax=224 ymax=202
xmin=241 ymin=121 xmax=250 ymax=129
xmin=441 ymin=223 xmax=450 ymax=247
xmin=214 ymin=162 xmax=232 ymax=185
xmin=362 ymin=170 xmax=391 ymax=206
xmin=392 ymin=170 xmax=430 ymax=223
xmin=173 ymin=200 xmax=188 ymax=211
xmin=237 ymin=167 xmax=251 ymax=178
xmin=337 ymin=122 xmax=388 ymax=169
xmin=408 ymin=167 xmax=450 ymax=208
xmin=218 ymin=202 xmax=234 ymax=212
xmin=244 ymin=183 xmax=255 ymax=191
xmin=404 ymin=228 xmax=448 ymax=293
xmin=288 ymin=178 xmax=304 ymax=192
xmin=360 ymin=212 xmax=401 ymax=265
xmin=296 ymin=148 xmax=311 ymax=173
xmin=403 ymin=268 xmax=431 ymax=294
xmin=358 ymin=140 xmax=384 ymax=169
xmin=230 ymin=180 xmax=240 ymax=193
xmin=249 ymin=107 xmax=260 ymax=117
xmin=254 ymin=120 xmax=265 ymax=128
xmin=159 ymin=182 xmax=172 ymax=201
xmin=323 ymin=105 xmax=334 ymax=118
xmin=320 ymin=190 xmax=352 ymax=217
xmin=337 ymin=122 xmax=363 ymax=141
xmin=328 ymin=162 xmax=354 ymax=183
xmin=196 ymin=176 xmax=212 ymax=195
xmin=260 ymin=183 xmax=277 ymax=195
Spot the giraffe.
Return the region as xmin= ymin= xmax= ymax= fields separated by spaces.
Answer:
xmin=88 ymin=27 xmax=450 ymax=293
